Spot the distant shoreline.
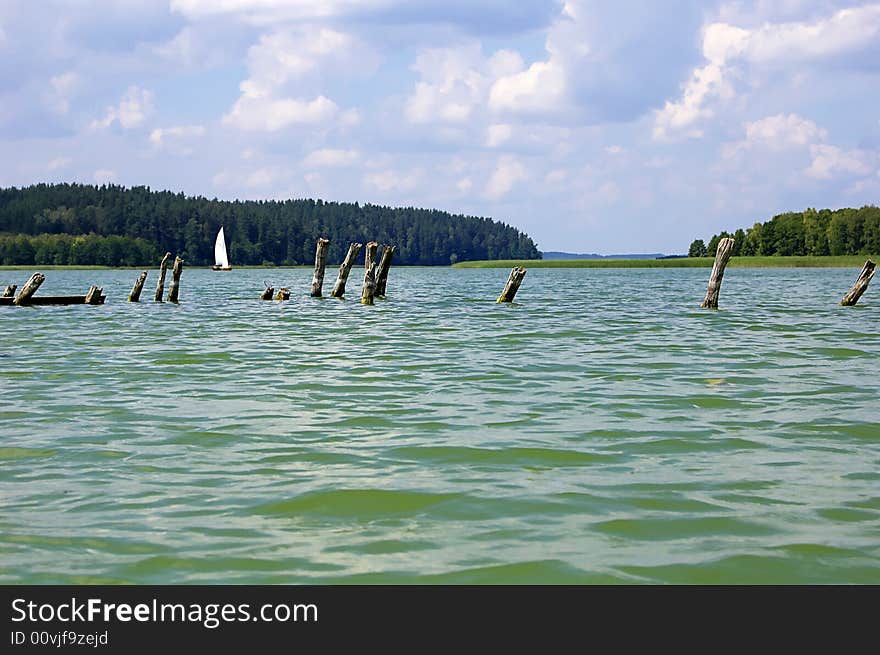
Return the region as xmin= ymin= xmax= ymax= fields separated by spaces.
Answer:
xmin=453 ymin=255 xmax=877 ymax=268
xmin=1 ymin=254 xmax=876 ymax=271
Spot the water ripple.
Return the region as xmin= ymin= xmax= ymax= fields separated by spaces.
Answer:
xmin=1 ymin=266 xmax=878 ymax=583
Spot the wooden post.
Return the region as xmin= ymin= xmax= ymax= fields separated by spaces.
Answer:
xmin=85 ymin=286 xmax=103 ymax=305
xmin=310 ymin=237 xmax=331 ymax=297
xmin=154 ymin=252 xmax=171 ymax=302
xmin=375 ymin=245 xmax=396 ymax=297
xmin=496 ymin=267 xmax=527 ymax=302
xmin=260 ymin=286 xmax=275 ymax=300
xmin=2 ymin=284 xmax=16 ymax=297
xmin=700 ymin=237 xmax=735 ymax=309
xmin=330 ymin=242 xmax=363 ymax=298
xmin=128 ymin=271 xmax=148 ymax=302
xmin=13 ymin=273 xmax=45 ymax=305
xmin=167 ymin=256 xmax=183 ymax=303
xmin=275 ymin=287 xmax=290 ymax=301
xmin=840 ymin=259 xmax=875 ymax=306
xmin=361 ymin=241 xmax=378 ymax=305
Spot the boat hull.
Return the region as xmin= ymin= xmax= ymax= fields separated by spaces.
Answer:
xmin=212 ymin=265 xmax=233 ymax=271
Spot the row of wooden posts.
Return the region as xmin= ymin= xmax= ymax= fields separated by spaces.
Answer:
xmin=700 ymin=237 xmax=876 ymax=308
xmin=127 ymin=253 xmax=184 ymax=303
xmin=2 ymin=236 xmax=873 ymax=308
xmin=260 ymin=240 xmax=397 ymax=305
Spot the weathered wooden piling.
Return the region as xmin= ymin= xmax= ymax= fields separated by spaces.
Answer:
xmin=361 ymin=241 xmax=379 ymax=305
xmin=496 ymin=267 xmax=527 ymax=303
xmin=330 ymin=242 xmax=363 ymax=298
xmin=13 ymin=273 xmax=46 ymax=306
xmin=85 ymin=286 xmax=103 ymax=305
xmin=260 ymin=286 xmax=275 ymax=300
xmin=310 ymin=237 xmax=331 ymax=297
xmin=275 ymin=287 xmax=290 ymax=301
xmin=128 ymin=270 xmax=148 ymax=302
xmin=2 ymin=284 xmax=16 ymax=297
xmin=154 ymin=252 xmax=171 ymax=302
xmin=375 ymin=245 xmax=396 ymax=297
xmin=167 ymin=256 xmax=183 ymax=303
xmin=700 ymin=237 xmax=735 ymax=309
xmin=840 ymin=259 xmax=875 ymax=306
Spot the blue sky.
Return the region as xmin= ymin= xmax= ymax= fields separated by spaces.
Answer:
xmin=1 ymin=1 xmax=878 ymax=253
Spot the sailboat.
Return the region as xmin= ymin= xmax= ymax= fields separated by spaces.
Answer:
xmin=212 ymin=226 xmax=233 ymax=271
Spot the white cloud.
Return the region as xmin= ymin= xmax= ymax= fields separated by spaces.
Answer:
xmin=170 ymin=0 xmax=389 ymax=22
xmin=544 ymin=168 xmax=566 ymax=184
xmin=244 ymin=167 xmax=281 ymax=188
xmin=152 ymin=25 xmax=243 ymax=71
xmin=806 ymin=144 xmax=873 ymax=180
xmin=486 ymin=123 xmax=512 ymax=147
xmin=94 ymin=169 xmax=117 ymax=184
xmin=149 ymin=125 xmax=206 ymax=155
xmin=743 ymin=4 xmax=880 ymax=65
xmin=743 ymin=113 xmax=826 ymax=149
xmin=90 ymin=86 xmax=154 ymax=130
xmin=722 ymin=113 xmax=828 ymax=159
xmin=339 ymin=109 xmax=361 ymax=127
xmin=718 ymin=112 xmax=876 ymax=189
xmin=240 ymin=28 xmax=375 ymax=97
xmin=489 ymin=60 xmax=566 ymax=115
xmin=364 ymin=169 xmax=421 ymax=193
xmin=223 ymin=25 xmax=367 ymax=133
xmin=47 ymin=157 xmax=71 ymax=171
xmin=223 ymin=94 xmax=338 ymax=130
xmin=653 ymin=61 xmax=730 ymax=140
xmin=46 ymin=71 xmax=79 ymax=114
xmin=484 ymin=155 xmax=526 ymax=198
xmin=303 ymin=148 xmax=359 ymax=167
xmin=213 ymin=166 xmax=288 ymax=189
xmin=405 ymin=44 xmax=519 ymax=124
xmin=655 ymin=5 xmax=880 ymax=140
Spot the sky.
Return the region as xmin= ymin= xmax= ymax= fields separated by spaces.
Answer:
xmin=1 ymin=1 xmax=879 ymax=254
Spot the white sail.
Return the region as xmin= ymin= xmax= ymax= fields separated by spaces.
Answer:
xmin=214 ymin=227 xmax=230 ymax=269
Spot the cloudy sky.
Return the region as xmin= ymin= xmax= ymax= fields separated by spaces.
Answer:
xmin=1 ymin=1 xmax=879 ymax=253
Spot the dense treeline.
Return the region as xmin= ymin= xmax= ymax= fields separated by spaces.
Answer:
xmin=0 ymin=233 xmax=161 ymax=267
xmin=0 ymin=183 xmax=540 ymax=266
xmin=688 ymin=206 xmax=880 ymax=257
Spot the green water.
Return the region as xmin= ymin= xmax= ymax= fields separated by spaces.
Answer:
xmin=1 ymin=267 xmax=878 ymax=584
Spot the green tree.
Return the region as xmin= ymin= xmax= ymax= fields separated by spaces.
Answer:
xmin=688 ymin=239 xmax=707 ymax=257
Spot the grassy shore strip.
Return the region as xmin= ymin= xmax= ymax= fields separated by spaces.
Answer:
xmin=0 ymin=264 xmax=317 ymax=270
xmin=453 ymin=255 xmax=879 ymax=269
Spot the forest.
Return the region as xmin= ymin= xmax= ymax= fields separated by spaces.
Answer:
xmin=0 ymin=183 xmax=541 ymax=266
xmin=688 ymin=206 xmax=880 ymax=257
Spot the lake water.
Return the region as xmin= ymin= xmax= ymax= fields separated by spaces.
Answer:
xmin=1 ymin=266 xmax=878 ymax=584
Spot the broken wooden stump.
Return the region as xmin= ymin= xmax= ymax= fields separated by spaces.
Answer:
xmin=13 ymin=273 xmax=46 ymax=306
xmin=167 ymin=256 xmax=183 ymax=303
xmin=128 ymin=270 xmax=148 ymax=302
xmin=3 ymin=284 xmax=17 ymax=297
xmin=154 ymin=252 xmax=171 ymax=302
xmin=700 ymin=237 xmax=735 ymax=309
xmin=840 ymin=259 xmax=875 ymax=306
xmin=310 ymin=237 xmax=331 ymax=297
xmin=496 ymin=267 xmax=527 ymax=303
xmin=260 ymin=286 xmax=275 ymax=300
xmin=331 ymin=242 xmax=363 ymax=298
xmin=375 ymin=245 xmax=396 ymax=297
xmin=85 ymin=286 xmax=103 ymax=305
xmin=275 ymin=287 xmax=290 ymax=301
xmin=361 ymin=241 xmax=379 ymax=305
